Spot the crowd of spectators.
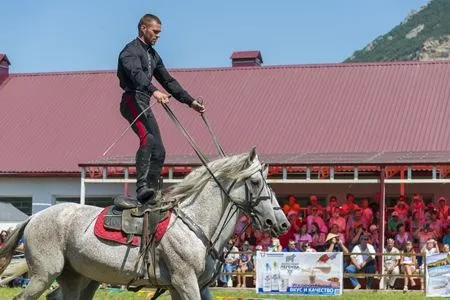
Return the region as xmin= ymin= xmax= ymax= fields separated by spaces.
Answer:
xmin=220 ymin=192 xmax=450 ymax=291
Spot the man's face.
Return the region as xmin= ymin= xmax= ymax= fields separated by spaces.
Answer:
xmin=141 ymin=20 xmax=161 ymax=45
xmin=387 ymin=239 xmax=394 ymax=250
xmin=289 ymin=241 xmax=296 ymax=249
xmin=360 ymin=237 xmax=368 ymax=247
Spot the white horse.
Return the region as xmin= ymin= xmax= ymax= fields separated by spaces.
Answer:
xmin=0 ymin=148 xmax=289 ymax=300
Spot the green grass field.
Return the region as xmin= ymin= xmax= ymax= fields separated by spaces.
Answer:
xmin=0 ymin=288 xmax=435 ymax=300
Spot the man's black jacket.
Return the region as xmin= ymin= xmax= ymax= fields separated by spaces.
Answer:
xmin=117 ymin=38 xmax=194 ymax=106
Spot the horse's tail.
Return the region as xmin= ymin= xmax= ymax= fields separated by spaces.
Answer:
xmin=0 ymin=217 xmax=32 ymax=275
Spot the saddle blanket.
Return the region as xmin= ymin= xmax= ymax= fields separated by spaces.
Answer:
xmin=94 ymin=206 xmax=172 ymax=247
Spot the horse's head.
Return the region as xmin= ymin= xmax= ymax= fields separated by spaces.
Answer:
xmin=228 ymin=147 xmax=289 ymax=235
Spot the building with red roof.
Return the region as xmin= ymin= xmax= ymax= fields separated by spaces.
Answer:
xmin=1 ymin=51 xmax=450 ymax=216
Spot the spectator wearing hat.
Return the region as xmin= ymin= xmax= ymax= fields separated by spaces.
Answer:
xmin=345 ymin=235 xmax=376 ymax=290
xmin=411 ymin=194 xmax=425 ymax=222
xmin=329 ymin=223 xmax=346 ymax=245
xmin=394 ymin=197 xmax=410 ymax=224
xmin=387 ymin=211 xmax=402 ymax=238
xmin=283 ymin=239 xmax=299 ymax=252
xmin=307 ymin=195 xmax=324 ymax=217
xmin=326 ymin=232 xmax=349 ymax=254
xmin=383 ymin=238 xmax=400 ymax=290
xmin=438 ymin=196 xmax=449 ymax=220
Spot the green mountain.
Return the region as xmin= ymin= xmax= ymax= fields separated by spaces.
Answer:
xmin=345 ymin=0 xmax=450 ymax=62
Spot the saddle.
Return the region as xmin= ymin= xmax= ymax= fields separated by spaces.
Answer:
xmin=103 ymin=195 xmax=169 ymax=238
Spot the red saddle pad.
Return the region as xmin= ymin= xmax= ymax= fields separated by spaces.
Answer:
xmin=94 ymin=207 xmax=172 ymax=247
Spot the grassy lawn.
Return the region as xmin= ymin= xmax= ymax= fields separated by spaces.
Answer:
xmin=0 ymin=288 xmax=436 ymax=300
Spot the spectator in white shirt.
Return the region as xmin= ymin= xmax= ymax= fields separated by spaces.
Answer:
xmin=383 ymin=238 xmax=400 ymax=290
xmin=345 ymin=235 xmax=376 ymax=290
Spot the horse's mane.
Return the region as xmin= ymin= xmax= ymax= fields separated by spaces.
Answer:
xmin=167 ymin=152 xmax=261 ymax=201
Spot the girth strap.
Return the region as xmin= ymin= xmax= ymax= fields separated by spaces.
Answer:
xmin=174 ymin=208 xmax=220 ymax=261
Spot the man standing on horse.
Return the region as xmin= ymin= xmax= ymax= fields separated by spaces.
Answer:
xmin=117 ymin=13 xmax=205 ymax=205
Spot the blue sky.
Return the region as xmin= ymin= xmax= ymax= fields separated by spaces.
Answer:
xmin=1 ymin=0 xmax=429 ymax=73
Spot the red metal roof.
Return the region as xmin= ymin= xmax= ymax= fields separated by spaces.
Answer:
xmin=2 ymin=60 xmax=450 ymax=173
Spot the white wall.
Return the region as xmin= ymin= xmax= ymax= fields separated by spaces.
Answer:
xmin=0 ymin=177 xmax=127 ymax=214
xmin=1 ymin=177 xmax=449 ymax=215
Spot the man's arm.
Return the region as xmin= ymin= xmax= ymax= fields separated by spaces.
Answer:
xmin=153 ymin=54 xmax=195 ymax=106
xmin=119 ymin=45 xmax=158 ymax=95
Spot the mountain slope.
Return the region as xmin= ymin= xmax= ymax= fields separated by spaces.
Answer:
xmin=345 ymin=0 xmax=450 ymax=62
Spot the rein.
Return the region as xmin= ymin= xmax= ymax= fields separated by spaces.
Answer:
xmin=161 ymin=101 xmax=272 ymax=291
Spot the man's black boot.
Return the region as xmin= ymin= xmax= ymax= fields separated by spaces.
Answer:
xmin=135 ymin=149 xmax=155 ymax=204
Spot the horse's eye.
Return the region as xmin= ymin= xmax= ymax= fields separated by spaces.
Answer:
xmin=251 ymin=179 xmax=259 ymax=186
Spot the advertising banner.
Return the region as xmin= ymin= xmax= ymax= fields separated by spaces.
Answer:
xmin=255 ymin=252 xmax=343 ymax=296
xmin=426 ymin=253 xmax=450 ymax=297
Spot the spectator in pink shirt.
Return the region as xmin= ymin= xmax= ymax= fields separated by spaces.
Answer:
xmin=324 ymin=195 xmax=339 ymax=223
xmin=307 ymin=195 xmax=324 ymax=217
xmin=394 ymin=223 xmax=412 ymax=251
xmin=361 ymin=198 xmax=373 ymax=229
xmin=394 ymin=196 xmax=409 ymax=224
xmin=409 ymin=211 xmax=424 ymax=236
xmin=307 ymin=206 xmax=327 ymax=234
xmin=341 ymin=193 xmax=360 ymax=218
xmin=329 ymin=207 xmax=346 ymax=234
xmin=438 ymin=196 xmax=449 ymax=220
xmin=411 ymin=194 xmax=425 ymax=221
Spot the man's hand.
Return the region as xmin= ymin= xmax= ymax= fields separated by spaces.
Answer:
xmin=153 ymin=90 xmax=170 ymax=103
xmin=191 ymin=99 xmax=206 ymax=113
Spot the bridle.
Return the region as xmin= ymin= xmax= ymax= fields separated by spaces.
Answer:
xmin=131 ymin=98 xmax=279 ymax=297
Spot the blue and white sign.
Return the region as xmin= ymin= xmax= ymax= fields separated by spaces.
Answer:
xmin=255 ymin=252 xmax=343 ymax=296
xmin=426 ymin=253 xmax=450 ymax=297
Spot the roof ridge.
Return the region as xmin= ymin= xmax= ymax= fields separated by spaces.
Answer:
xmin=10 ymin=59 xmax=450 ymax=76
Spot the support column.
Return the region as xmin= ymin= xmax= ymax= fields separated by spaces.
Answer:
xmin=80 ymin=167 xmax=86 ymax=205
xmin=124 ymin=167 xmax=129 ymax=196
xmin=379 ymin=166 xmax=386 ymax=288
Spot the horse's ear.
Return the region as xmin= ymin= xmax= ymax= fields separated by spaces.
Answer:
xmin=262 ymin=163 xmax=269 ymax=178
xmin=249 ymin=147 xmax=257 ymax=162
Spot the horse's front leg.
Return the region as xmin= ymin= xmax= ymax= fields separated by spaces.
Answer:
xmin=170 ymin=271 xmax=201 ymax=300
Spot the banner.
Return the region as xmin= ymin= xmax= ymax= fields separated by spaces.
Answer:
xmin=426 ymin=252 xmax=450 ymax=297
xmin=255 ymin=252 xmax=343 ymax=296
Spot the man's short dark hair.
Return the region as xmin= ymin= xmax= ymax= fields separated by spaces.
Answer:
xmin=138 ymin=14 xmax=161 ymax=33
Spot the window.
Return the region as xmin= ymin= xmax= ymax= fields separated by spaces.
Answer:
xmin=0 ymin=197 xmax=32 ymax=216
